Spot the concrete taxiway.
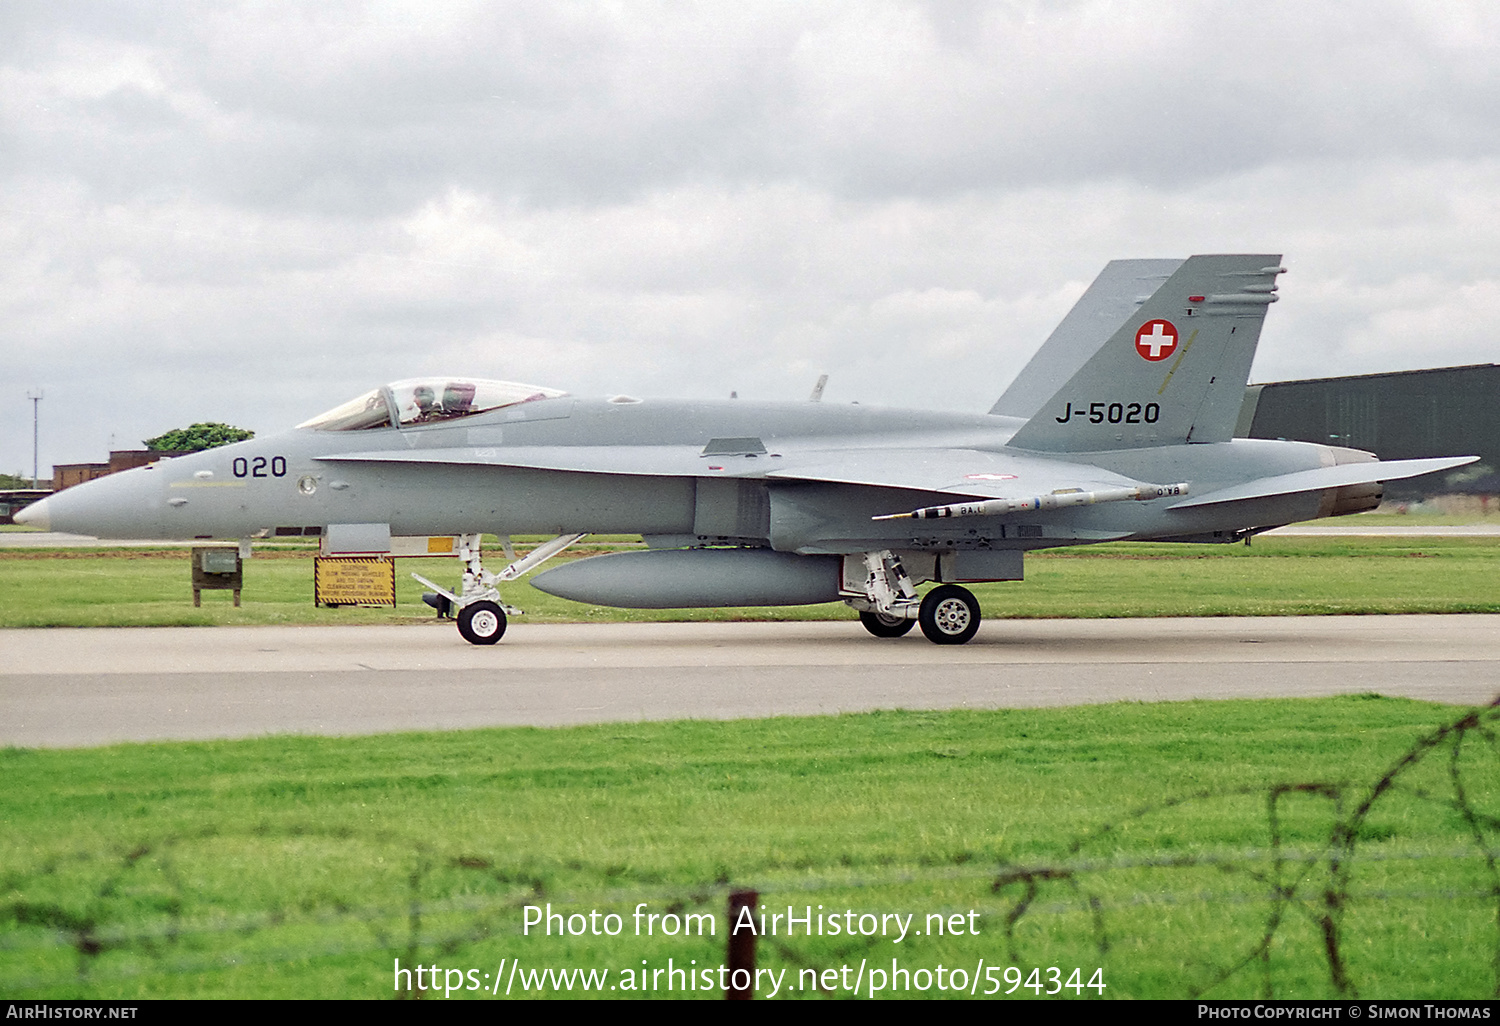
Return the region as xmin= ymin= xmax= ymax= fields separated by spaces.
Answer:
xmin=2 ymin=616 xmax=1496 ymax=747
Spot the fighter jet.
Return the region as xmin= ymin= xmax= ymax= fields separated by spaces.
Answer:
xmin=18 ymin=254 xmax=1475 ymax=646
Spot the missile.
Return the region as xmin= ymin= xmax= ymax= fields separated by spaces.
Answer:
xmin=873 ymin=482 xmax=1189 ymax=521
xmin=531 ymin=547 xmax=842 ymax=609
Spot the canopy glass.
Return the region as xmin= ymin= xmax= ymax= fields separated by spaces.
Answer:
xmin=298 ymin=378 xmax=567 ymax=431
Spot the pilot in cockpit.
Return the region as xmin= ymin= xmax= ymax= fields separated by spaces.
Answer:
xmin=299 ymin=377 xmax=568 ymax=432
xmin=404 ymin=385 xmax=440 ymax=423
xmin=442 ymin=382 xmax=476 ymax=417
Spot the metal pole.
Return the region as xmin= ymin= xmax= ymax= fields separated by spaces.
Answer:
xmin=26 ymin=389 xmax=42 ymax=489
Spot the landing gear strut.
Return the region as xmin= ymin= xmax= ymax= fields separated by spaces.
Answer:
xmin=413 ymin=533 xmax=587 ymax=645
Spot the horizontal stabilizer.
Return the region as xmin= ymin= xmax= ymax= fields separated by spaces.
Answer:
xmin=1169 ymin=456 xmax=1479 ymax=510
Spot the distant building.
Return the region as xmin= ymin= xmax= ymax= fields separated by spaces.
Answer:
xmin=52 ymin=449 xmax=188 ymax=491
xmin=0 ymin=489 xmax=52 ymax=525
xmin=1238 ymin=364 xmax=1499 ymax=499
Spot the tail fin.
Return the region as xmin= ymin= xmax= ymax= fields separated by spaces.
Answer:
xmin=991 ymin=258 xmax=1183 ymax=419
xmin=1007 ymin=254 xmax=1284 ymax=451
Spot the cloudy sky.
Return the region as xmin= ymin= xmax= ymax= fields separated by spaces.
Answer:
xmin=4 ymin=1 xmax=1499 ymax=475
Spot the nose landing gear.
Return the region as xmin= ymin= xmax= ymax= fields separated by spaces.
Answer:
xmin=412 ymin=533 xmax=587 ymax=645
xmin=457 ymin=600 xmax=507 ymax=645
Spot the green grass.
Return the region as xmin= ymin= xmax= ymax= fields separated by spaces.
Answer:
xmin=1300 ymin=511 xmax=1500 ymax=527
xmin=3 ymin=535 xmax=1499 ymax=627
xmin=2 ymin=698 xmax=1496 ymax=999
xmin=1014 ymin=536 xmax=1500 ymax=616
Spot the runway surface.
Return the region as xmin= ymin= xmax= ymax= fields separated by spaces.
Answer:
xmin=2 ymin=616 xmax=1497 ymax=747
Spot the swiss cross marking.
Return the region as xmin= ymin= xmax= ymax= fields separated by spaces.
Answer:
xmin=1135 ymin=319 xmax=1178 ymax=362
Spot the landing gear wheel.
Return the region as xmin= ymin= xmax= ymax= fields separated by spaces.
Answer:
xmin=457 ymin=600 xmax=506 ymax=645
xmin=919 ymin=585 xmax=980 ymax=645
xmin=859 ymin=610 xmax=915 ymax=638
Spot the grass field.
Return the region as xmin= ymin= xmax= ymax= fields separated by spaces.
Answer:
xmin=2 ymin=534 xmax=1499 ymax=628
xmin=4 ymin=531 xmax=1498 ymax=999
xmin=2 ymin=697 xmax=1496 ymax=1000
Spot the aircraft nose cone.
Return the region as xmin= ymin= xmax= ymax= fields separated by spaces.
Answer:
xmin=14 ymin=497 xmax=50 ymax=530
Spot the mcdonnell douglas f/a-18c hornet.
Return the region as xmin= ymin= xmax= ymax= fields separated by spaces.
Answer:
xmin=18 ymin=254 xmax=1476 ymax=645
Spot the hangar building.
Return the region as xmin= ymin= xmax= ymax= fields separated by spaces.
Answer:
xmin=1236 ymin=364 xmax=1499 ymax=499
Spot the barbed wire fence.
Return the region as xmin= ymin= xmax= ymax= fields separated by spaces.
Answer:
xmin=3 ymin=697 xmax=1496 ymax=998
xmin=992 ymin=695 xmax=1500 ymax=999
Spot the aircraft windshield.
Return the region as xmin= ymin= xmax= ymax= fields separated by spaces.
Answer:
xmin=298 ymin=378 xmax=568 ymax=431
xmin=298 ymin=388 xmax=392 ymax=431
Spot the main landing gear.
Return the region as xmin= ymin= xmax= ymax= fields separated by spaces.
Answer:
xmin=414 ymin=533 xmax=587 ymax=646
xmin=916 ymin=584 xmax=981 ymax=645
xmin=845 ymin=550 xmax=982 ymax=645
xmin=858 ymin=609 xmax=915 ymax=638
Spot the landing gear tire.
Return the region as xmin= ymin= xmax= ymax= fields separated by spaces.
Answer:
xmin=919 ymin=585 xmax=980 ymax=645
xmin=457 ymin=600 xmax=506 ymax=645
xmin=859 ymin=610 xmax=915 ymax=638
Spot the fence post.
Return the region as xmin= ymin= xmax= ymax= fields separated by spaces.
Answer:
xmin=726 ymin=889 xmax=757 ymax=999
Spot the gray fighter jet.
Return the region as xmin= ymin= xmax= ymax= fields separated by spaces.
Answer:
xmin=18 ymin=254 xmax=1475 ymax=645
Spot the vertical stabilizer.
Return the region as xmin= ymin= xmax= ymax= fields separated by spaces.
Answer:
xmin=1008 ymin=254 xmax=1284 ymax=451
xmin=991 ymin=258 xmax=1183 ymax=418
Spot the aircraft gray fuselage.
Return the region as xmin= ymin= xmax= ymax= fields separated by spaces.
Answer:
xmin=25 ymin=396 xmax=1369 ymax=552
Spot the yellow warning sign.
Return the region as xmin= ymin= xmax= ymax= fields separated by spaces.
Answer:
xmin=314 ymin=557 xmax=396 ymax=607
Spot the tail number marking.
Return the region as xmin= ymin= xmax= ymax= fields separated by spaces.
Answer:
xmin=1054 ymin=401 xmax=1159 ymax=425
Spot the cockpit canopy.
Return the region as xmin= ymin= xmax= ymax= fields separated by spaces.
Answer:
xmin=298 ymin=378 xmax=568 ymax=431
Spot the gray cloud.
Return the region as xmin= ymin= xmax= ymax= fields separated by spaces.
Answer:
xmin=3 ymin=1 xmax=1499 ymax=473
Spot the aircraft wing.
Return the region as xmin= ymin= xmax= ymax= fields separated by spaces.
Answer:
xmin=318 ymin=445 xmax=1140 ymax=498
xmin=1169 ymin=455 xmax=1479 ymax=509
xmin=760 ymin=448 xmax=1141 ymax=497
